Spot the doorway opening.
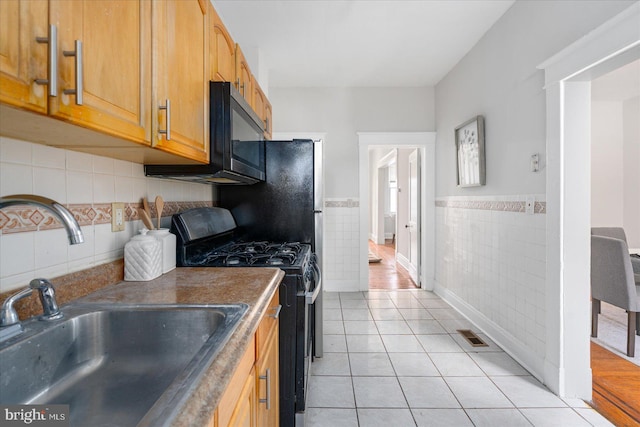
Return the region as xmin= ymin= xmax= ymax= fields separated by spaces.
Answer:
xmin=588 ymin=58 xmax=640 ymax=425
xmin=368 ymin=147 xmax=419 ymax=290
xmin=538 ymin=0 xmax=639 ymax=401
xmin=357 ymin=132 xmax=436 ymax=292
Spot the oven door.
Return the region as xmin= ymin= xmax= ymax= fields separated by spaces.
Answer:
xmin=296 ymin=261 xmax=321 ymax=424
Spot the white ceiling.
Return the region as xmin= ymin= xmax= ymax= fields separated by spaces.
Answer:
xmin=212 ymin=0 xmax=514 ymax=88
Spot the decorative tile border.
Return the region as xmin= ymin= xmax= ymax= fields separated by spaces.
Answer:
xmin=435 ymin=199 xmax=546 ymax=214
xmin=0 ymin=201 xmax=215 ymax=234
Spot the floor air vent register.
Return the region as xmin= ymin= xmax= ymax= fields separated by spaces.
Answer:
xmin=457 ymin=329 xmax=488 ymax=347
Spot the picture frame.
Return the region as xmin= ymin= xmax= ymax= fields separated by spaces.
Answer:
xmin=455 ymin=115 xmax=485 ymax=187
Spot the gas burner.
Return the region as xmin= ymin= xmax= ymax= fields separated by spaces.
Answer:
xmin=267 ymin=257 xmax=284 ymax=266
xmin=226 ymin=256 xmax=241 ymax=265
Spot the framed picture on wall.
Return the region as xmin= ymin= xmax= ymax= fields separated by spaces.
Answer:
xmin=455 ymin=115 xmax=486 ymax=187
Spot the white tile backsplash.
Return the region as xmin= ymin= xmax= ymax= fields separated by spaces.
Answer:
xmin=32 ymin=143 xmax=66 ymax=169
xmin=0 ymin=163 xmax=32 ymax=195
xmin=435 ymin=197 xmax=547 ymax=359
xmin=0 ymin=137 xmax=32 ymax=164
xmin=33 ymin=167 xmax=66 ymax=203
xmin=0 ymin=136 xmax=214 ymax=292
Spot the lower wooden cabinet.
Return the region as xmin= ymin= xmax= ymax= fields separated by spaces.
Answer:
xmin=213 ymin=291 xmax=280 ymax=427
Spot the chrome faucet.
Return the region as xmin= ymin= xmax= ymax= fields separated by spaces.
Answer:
xmin=0 ymin=194 xmax=84 ymax=244
xmin=0 ymin=195 xmax=82 ymax=333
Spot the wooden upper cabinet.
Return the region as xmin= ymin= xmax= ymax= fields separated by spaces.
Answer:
xmin=48 ymin=0 xmax=151 ymax=145
xmin=235 ymin=44 xmax=252 ymax=104
xmin=153 ymin=0 xmax=209 ymax=163
xmin=0 ymin=0 xmax=49 ymax=114
xmin=210 ymin=4 xmax=235 ymax=83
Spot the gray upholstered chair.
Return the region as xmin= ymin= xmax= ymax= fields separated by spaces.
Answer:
xmin=591 ymin=227 xmax=640 ymax=274
xmin=590 ymin=234 xmax=640 ymax=357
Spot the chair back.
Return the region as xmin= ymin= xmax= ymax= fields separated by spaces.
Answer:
xmin=591 ymin=235 xmax=638 ymax=311
xmin=591 ymin=227 xmax=627 ymax=243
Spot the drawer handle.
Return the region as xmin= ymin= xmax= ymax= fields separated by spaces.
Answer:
xmin=35 ymin=24 xmax=58 ymax=97
xmin=63 ymin=40 xmax=83 ymax=105
xmin=269 ymin=304 xmax=282 ymax=319
xmin=259 ymin=368 xmax=271 ymax=409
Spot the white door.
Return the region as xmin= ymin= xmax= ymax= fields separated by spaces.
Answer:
xmin=408 ymin=149 xmax=420 ymax=285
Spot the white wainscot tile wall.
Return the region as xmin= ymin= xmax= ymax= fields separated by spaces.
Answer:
xmin=435 ymin=196 xmax=547 ymax=362
xmin=0 ymin=136 xmax=213 ymax=292
xmin=324 ymin=199 xmax=360 ymax=291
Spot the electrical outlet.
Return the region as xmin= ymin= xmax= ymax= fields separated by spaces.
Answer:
xmin=525 ymin=196 xmax=535 ymax=215
xmin=112 ymin=202 xmax=125 ymax=232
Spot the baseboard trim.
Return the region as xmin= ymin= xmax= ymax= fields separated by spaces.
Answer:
xmin=433 ymin=280 xmax=545 ymax=384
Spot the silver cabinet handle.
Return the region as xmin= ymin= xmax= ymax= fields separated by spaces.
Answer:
xmin=63 ymin=40 xmax=83 ymax=105
xmin=259 ymin=368 xmax=271 ymax=409
xmin=269 ymin=304 xmax=282 ymax=319
xmin=265 ymin=117 xmax=269 ymax=133
xmin=159 ymin=99 xmax=171 ymax=140
xmin=35 ymin=24 xmax=57 ymax=97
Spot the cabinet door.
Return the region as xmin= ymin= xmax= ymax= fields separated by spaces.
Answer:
xmin=49 ymin=0 xmax=151 ymax=145
xmin=256 ymin=292 xmax=279 ymax=427
xmin=251 ymin=75 xmax=265 ymax=124
xmin=228 ymin=367 xmax=256 ymax=427
xmin=256 ymin=331 xmax=279 ymax=427
xmin=0 ymin=0 xmax=48 ymax=114
xmin=153 ymin=0 xmax=209 ymax=163
xmin=263 ymin=99 xmax=272 ymax=140
xmin=235 ymin=44 xmax=252 ymax=103
xmin=210 ymin=4 xmax=235 ymax=82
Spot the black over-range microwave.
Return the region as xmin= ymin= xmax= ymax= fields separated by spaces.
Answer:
xmin=144 ymin=81 xmax=266 ymax=185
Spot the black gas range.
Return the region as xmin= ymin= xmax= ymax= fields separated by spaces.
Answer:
xmin=171 ymin=208 xmax=320 ymax=427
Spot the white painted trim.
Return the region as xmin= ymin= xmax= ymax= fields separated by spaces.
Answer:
xmin=539 ymin=2 xmax=640 ymax=399
xmin=537 ymin=3 xmax=640 ymax=85
xmin=396 ymin=252 xmax=418 ymax=284
xmin=434 ymin=280 xmax=545 ymax=383
xmin=358 ymin=132 xmax=436 ymax=292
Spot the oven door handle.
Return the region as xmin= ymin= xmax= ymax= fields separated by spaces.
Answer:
xmin=305 ymin=262 xmax=322 ymax=304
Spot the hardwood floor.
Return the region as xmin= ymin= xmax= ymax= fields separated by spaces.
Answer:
xmin=368 ymin=240 xmax=418 ymax=290
xmin=591 ymin=342 xmax=640 ymax=426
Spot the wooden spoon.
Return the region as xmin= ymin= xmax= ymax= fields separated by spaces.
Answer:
xmin=155 ymin=195 xmax=164 ymax=229
xmin=138 ymin=208 xmax=154 ymax=230
xmin=142 ymin=197 xmax=151 ymax=218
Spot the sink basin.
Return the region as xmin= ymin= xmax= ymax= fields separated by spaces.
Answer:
xmin=0 ymin=302 xmax=248 ymax=427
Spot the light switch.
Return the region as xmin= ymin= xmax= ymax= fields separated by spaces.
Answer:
xmin=530 ymin=154 xmax=540 ymax=172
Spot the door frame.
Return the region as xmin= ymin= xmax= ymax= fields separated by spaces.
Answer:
xmin=537 ymin=2 xmax=639 ymax=397
xmin=406 ymin=148 xmax=421 ymax=284
xmin=358 ymin=132 xmax=436 ymax=292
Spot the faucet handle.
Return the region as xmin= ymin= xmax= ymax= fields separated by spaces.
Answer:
xmin=0 ymin=287 xmax=33 ymax=327
xmin=29 ymin=278 xmax=63 ymax=321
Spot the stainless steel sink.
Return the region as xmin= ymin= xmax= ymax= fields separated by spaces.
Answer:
xmin=0 ymin=303 xmax=248 ymax=427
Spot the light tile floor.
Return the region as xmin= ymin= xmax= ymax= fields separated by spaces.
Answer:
xmin=307 ymin=289 xmax=613 ymax=427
